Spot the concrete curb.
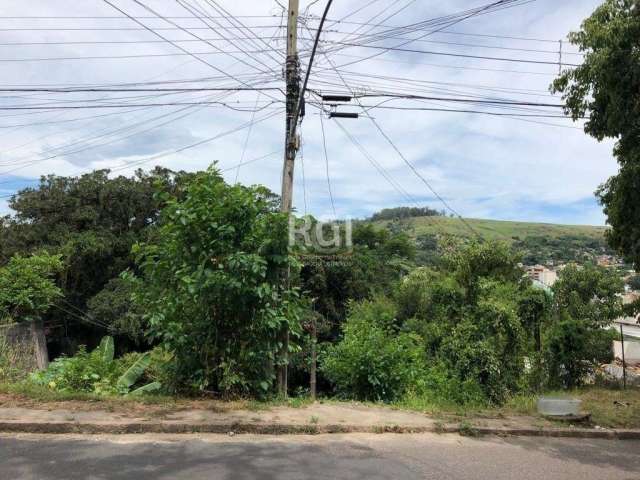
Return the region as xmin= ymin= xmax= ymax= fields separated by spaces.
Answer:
xmin=0 ymin=422 xmax=639 ymax=439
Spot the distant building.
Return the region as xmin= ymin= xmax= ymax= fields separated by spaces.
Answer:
xmin=596 ymin=254 xmax=623 ymax=267
xmin=524 ymin=265 xmax=558 ymax=287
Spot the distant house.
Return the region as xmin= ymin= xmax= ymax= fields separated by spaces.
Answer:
xmin=524 ymin=265 xmax=558 ymax=287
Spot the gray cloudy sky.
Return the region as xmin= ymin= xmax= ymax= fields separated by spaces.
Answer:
xmin=0 ymin=0 xmax=617 ymax=225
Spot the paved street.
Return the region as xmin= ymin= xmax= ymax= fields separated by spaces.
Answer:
xmin=1 ymin=433 xmax=639 ymax=479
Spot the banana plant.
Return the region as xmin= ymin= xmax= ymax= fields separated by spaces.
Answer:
xmin=95 ymin=336 xmax=162 ymax=396
xmin=116 ymin=351 xmax=162 ymax=396
xmin=97 ymin=336 xmax=114 ymax=363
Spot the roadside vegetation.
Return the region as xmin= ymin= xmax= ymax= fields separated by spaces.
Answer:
xmin=0 ymin=0 xmax=638 ymax=429
xmin=0 ymin=166 xmax=631 ymax=415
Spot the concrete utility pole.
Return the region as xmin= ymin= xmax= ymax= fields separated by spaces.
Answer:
xmin=281 ymin=0 xmax=301 ymax=214
xmin=277 ymin=0 xmax=301 ymax=396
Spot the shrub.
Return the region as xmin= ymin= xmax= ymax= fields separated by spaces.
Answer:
xmin=408 ymin=364 xmax=487 ymax=407
xmin=29 ymin=337 xmax=162 ymax=396
xmin=322 ymin=299 xmax=425 ymax=402
xmin=129 ymin=168 xmax=302 ymax=396
xmin=545 ymin=318 xmax=617 ymax=388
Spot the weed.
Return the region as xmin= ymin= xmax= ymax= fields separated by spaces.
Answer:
xmin=433 ymin=421 xmax=446 ymax=433
xmin=458 ymin=421 xmax=479 ymax=437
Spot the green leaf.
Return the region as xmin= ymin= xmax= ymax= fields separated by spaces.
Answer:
xmin=128 ymin=381 xmax=162 ymax=396
xmin=117 ymin=352 xmax=151 ymax=389
xmin=96 ymin=336 xmax=114 ymax=363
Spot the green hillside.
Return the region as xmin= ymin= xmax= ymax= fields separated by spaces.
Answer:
xmin=372 ymin=216 xmax=608 ymax=243
xmin=371 ymin=216 xmax=612 ymax=265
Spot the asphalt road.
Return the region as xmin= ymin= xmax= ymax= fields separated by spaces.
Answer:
xmin=1 ymin=433 xmax=639 ymax=480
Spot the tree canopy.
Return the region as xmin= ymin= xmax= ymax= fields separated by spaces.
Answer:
xmin=552 ymin=0 xmax=640 ymax=268
xmin=0 ymin=167 xmax=194 ymax=350
xmin=0 ymin=252 xmax=63 ymax=323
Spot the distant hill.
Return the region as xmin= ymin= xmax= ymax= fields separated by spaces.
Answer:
xmin=369 ymin=216 xmax=612 ymax=265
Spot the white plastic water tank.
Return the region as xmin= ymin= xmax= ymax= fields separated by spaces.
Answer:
xmin=537 ymin=397 xmax=582 ymax=416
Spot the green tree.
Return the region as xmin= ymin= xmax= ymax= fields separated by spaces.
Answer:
xmin=552 ymin=264 xmax=624 ymax=328
xmin=86 ymin=278 xmax=144 ymax=345
xmin=298 ymin=222 xmax=415 ymax=337
xmin=551 ymin=0 xmax=640 ymax=267
xmin=0 ymin=167 xmax=194 ymax=350
xmin=0 ymin=252 xmax=63 ymax=368
xmin=517 ymin=286 xmax=552 ymax=353
xmin=545 ymin=316 xmax=617 ymax=388
xmin=129 ymin=167 xmax=302 ymax=396
xmin=443 ymin=239 xmax=523 ymax=302
xmin=545 ymin=264 xmax=624 ymax=387
xmin=0 ymin=252 xmax=63 ymax=322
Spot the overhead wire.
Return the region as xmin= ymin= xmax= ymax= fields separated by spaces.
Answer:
xmin=101 ymin=0 xmax=278 ymax=97
xmin=303 ymin=21 xmax=482 ymax=238
xmin=172 ymin=0 xmax=280 ymax=75
xmin=318 ymin=105 xmax=336 ymax=217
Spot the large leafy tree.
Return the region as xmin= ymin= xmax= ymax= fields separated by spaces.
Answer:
xmin=551 ymin=0 xmax=640 ymax=267
xmin=0 ymin=252 xmax=63 ymax=322
xmin=0 ymin=167 xmax=194 ymax=351
xmin=129 ymin=167 xmax=302 ymax=396
xmin=0 ymin=252 xmax=63 ymax=368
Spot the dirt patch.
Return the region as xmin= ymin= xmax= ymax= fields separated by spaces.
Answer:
xmin=0 ymin=392 xmax=248 ymax=418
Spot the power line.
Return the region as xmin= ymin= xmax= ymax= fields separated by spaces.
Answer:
xmin=172 ymin=0 xmax=280 ymax=74
xmin=319 ymin=111 xmax=336 ymax=217
xmin=349 ymin=93 xmax=565 ymax=108
xmin=0 ymin=50 xmax=284 ymax=63
xmin=323 ymin=0 xmax=539 ymax=71
xmin=101 ymin=0 xmax=275 ymax=91
xmin=299 ymin=134 xmax=308 ymax=216
xmin=0 ymin=100 xmax=283 ymax=111
xmin=309 ymin=20 xmax=483 ymax=238
xmin=235 ymin=92 xmax=261 ymax=183
xmin=329 ymin=41 xmax=580 ymax=67
xmin=324 ymin=51 xmax=559 ymax=76
xmin=367 ymin=114 xmax=482 ymax=239
xmin=0 ymin=149 xmax=283 ymax=200
xmin=0 ymin=87 xmax=281 ymax=93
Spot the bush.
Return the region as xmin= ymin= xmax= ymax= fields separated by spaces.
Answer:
xmin=322 ymin=299 xmax=426 ymax=402
xmin=29 ymin=337 xmax=162 ymax=396
xmin=545 ymin=319 xmax=617 ymax=388
xmin=408 ymin=364 xmax=487 ymax=407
